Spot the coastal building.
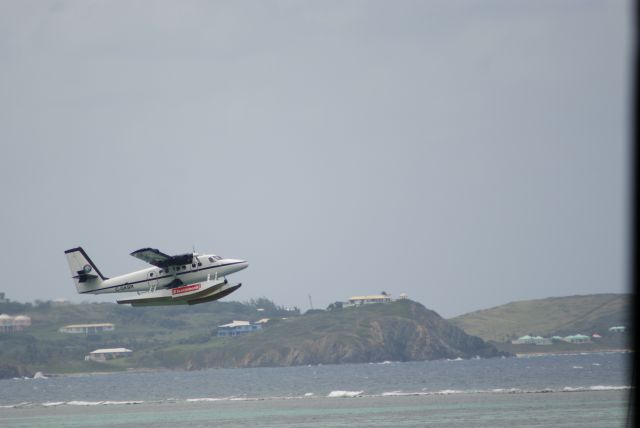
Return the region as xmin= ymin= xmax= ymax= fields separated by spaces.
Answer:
xmin=85 ymin=348 xmax=132 ymax=362
xmin=0 ymin=314 xmax=31 ymax=332
xmin=0 ymin=292 xmax=8 ymax=303
xmin=344 ymin=294 xmax=392 ymax=307
xmin=12 ymin=315 xmax=31 ymax=329
xmin=59 ymin=323 xmax=115 ymax=334
xmin=511 ymin=335 xmax=551 ymax=345
xmin=217 ymin=320 xmax=263 ymax=337
xmin=0 ymin=314 xmax=13 ymax=332
xmin=563 ymin=334 xmax=591 ymax=344
xmin=609 ymin=326 xmax=625 ymax=333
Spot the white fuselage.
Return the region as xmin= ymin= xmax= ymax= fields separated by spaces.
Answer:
xmin=85 ymin=254 xmax=248 ymax=295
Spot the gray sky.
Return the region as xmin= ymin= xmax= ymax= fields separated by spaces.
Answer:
xmin=0 ymin=1 xmax=632 ymax=317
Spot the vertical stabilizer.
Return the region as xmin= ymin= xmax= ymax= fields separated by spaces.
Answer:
xmin=64 ymin=247 xmax=107 ymax=293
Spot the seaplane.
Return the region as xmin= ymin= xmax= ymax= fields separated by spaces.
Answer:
xmin=64 ymin=247 xmax=248 ymax=306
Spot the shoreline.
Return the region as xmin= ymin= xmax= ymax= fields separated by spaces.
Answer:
xmin=44 ymin=367 xmax=170 ymax=378
xmin=27 ymin=348 xmax=631 ymax=378
xmin=515 ymin=348 xmax=632 ymax=357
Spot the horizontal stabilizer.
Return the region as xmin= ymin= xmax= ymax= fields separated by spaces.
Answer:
xmin=73 ymin=273 xmax=98 ymax=283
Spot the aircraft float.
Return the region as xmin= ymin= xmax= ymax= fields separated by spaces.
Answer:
xmin=64 ymin=247 xmax=248 ymax=306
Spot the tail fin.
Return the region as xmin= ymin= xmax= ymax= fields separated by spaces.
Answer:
xmin=64 ymin=247 xmax=107 ymax=293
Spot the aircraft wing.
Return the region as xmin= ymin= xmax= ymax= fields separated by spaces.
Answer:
xmin=130 ymin=248 xmax=193 ymax=268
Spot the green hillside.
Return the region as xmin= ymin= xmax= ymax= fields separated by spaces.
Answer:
xmin=2 ymin=293 xmax=629 ymax=377
xmin=133 ymin=300 xmax=504 ymax=370
xmin=0 ymin=298 xmax=297 ymax=376
xmin=0 ymin=298 xmax=502 ymax=376
xmin=449 ymin=293 xmax=630 ymax=343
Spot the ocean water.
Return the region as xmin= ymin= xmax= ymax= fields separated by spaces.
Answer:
xmin=0 ymin=352 xmax=632 ymax=427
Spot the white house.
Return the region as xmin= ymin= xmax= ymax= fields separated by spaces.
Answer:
xmin=86 ymin=348 xmax=132 ymax=362
xmin=217 ymin=320 xmax=263 ymax=337
xmin=0 ymin=314 xmax=13 ymax=332
xmin=564 ymin=334 xmax=591 ymax=344
xmin=344 ymin=294 xmax=392 ymax=307
xmin=59 ymin=323 xmax=115 ymax=334
xmin=0 ymin=314 xmax=31 ymax=332
xmin=511 ymin=335 xmax=552 ymax=345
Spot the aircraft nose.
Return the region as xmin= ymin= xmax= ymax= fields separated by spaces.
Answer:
xmin=230 ymin=259 xmax=249 ymax=271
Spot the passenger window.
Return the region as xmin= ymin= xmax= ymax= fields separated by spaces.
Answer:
xmin=209 ymin=257 xmax=214 ymax=263
xmin=192 ymin=263 xmax=196 ymax=268
xmin=150 ymin=273 xmax=154 ymax=277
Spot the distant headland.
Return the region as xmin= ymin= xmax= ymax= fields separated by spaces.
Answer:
xmin=0 ymin=293 xmax=630 ymax=378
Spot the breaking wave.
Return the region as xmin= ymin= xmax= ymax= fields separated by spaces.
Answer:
xmin=66 ymin=400 xmax=145 ymax=406
xmin=589 ymin=385 xmax=629 ymax=391
xmin=327 ymin=390 xmax=364 ymax=398
xmin=0 ymin=385 xmax=630 ymax=409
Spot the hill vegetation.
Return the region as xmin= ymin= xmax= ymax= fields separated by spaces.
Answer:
xmin=133 ymin=300 xmax=504 ymax=370
xmin=1 ymin=293 xmax=630 ymax=378
xmin=0 ymin=298 xmax=502 ymax=376
xmin=448 ymin=293 xmax=630 ymax=343
xmin=0 ymin=298 xmax=297 ymax=377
